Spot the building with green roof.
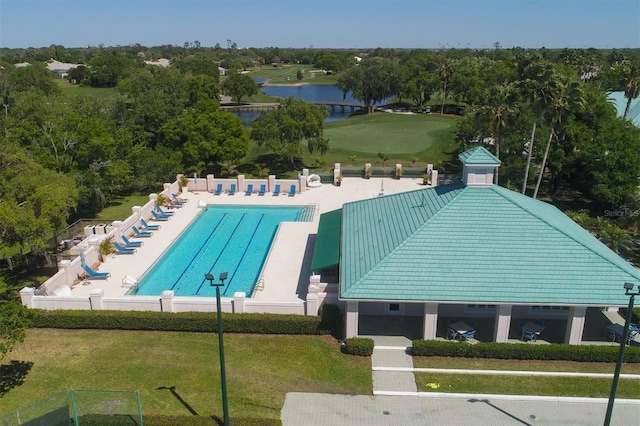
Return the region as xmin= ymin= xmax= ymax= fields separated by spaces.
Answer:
xmin=310 ymin=147 xmax=640 ymax=344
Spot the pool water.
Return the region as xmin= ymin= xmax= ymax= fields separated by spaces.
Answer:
xmin=133 ymin=205 xmax=313 ymax=297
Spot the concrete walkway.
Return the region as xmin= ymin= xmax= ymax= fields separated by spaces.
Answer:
xmin=371 ymin=336 xmax=417 ymax=394
xmin=280 ymin=335 xmax=640 ymax=425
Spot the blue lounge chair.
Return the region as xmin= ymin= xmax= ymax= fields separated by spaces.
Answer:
xmin=289 ymin=184 xmax=296 ymax=197
xmin=273 ymin=184 xmax=281 ymax=196
xmin=82 ymin=263 xmax=110 ymax=279
xmin=121 ymin=235 xmax=143 ymax=248
xmin=245 ymin=184 xmax=253 ymax=195
xmin=258 ymin=184 xmax=266 ymax=196
xmin=156 ymin=206 xmax=175 ymax=216
xmin=462 ymin=329 xmax=476 ymax=341
xmin=132 ymin=226 xmax=153 ymax=238
xmin=114 ymin=242 xmax=136 ymax=254
xmin=213 ymin=183 xmax=223 ymax=195
xmin=172 ymin=193 xmax=188 ymax=203
xmin=140 ymin=218 xmax=160 ymax=231
xmin=151 ymin=210 xmax=170 ymax=221
xmin=228 ymin=184 xmax=236 ymax=195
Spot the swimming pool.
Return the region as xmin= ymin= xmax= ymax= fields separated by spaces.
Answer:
xmin=133 ymin=205 xmax=314 ymax=297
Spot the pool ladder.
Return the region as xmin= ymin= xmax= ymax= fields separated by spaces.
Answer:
xmin=254 ymin=278 xmax=265 ymax=293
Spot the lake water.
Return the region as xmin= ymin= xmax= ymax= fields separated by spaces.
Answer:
xmin=233 ymin=83 xmax=389 ymax=125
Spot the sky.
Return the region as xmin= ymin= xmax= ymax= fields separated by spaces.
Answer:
xmin=1 ymin=0 xmax=638 ymax=50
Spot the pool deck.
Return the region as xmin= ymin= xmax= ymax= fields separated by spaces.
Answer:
xmin=71 ymin=177 xmax=429 ymax=302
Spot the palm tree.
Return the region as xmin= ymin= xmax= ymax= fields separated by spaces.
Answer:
xmin=473 ymin=83 xmax=518 ymax=184
xmin=598 ymin=222 xmax=632 ymax=254
xmin=517 ymin=61 xmax=560 ymax=195
xmin=220 ymin=161 xmax=238 ymax=177
xmin=533 ymin=79 xmax=585 ymax=199
xmin=438 ymin=61 xmax=453 ymax=114
xmin=622 ymin=66 xmax=640 ymax=121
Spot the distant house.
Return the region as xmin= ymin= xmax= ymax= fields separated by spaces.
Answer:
xmin=144 ymin=58 xmax=171 ymax=67
xmin=46 ymin=58 xmax=83 ymax=78
xmin=311 ymin=147 xmax=640 ymax=344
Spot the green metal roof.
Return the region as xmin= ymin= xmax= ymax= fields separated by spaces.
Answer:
xmin=458 ymin=146 xmax=501 ymax=165
xmin=311 ymin=209 xmax=341 ymax=271
xmin=339 ymin=183 xmax=640 ymax=306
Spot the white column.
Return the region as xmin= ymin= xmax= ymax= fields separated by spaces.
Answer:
xmin=238 ymin=175 xmax=245 ymax=192
xmin=345 ymin=301 xmax=359 ymax=338
xmin=493 ymin=304 xmax=512 ymax=342
xmin=564 ymin=306 xmax=587 ymax=345
xmin=206 ymin=174 xmax=215 ymax=192
xmin=160 ymin=290 xmax=174 ymax=312
xmin=268 ymin=175 xmax=276 ymax=192
xmin=89 ymin=289 xmax=104 ymax=310
xmin=306 ymin=294 xmax=318 ymax=316
xmin=423 ymin=303 xmax=439 ymax=339
xmin=20 ymin=287 xmax=35 ymax=308
xmin=431 ymin=170 xmax=439 ymax=186
xmin=58 ymin=259 xmax=74 ymax=285
xmin=233 ymin=292 xmax=246 ymax=313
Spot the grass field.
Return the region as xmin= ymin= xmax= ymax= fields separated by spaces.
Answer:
xmin=96 ymin=194 xmax=151 ymax=221
xmin=0 ymin=330 xmax=371 ymax=419
xmin=55 ymin=79 xmax=117 ymax=98
xmin=247 ymin=64 xmax=338 ymax=85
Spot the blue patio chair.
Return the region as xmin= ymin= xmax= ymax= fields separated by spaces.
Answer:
xmin=245 ymin=184 xmax=254 ymax=195
xmin=522 ymin=329 xmax=536 ymax=342
xmin=273 ymin=184 xmax=281 ymax=196
xmin=82 ymin=263 xmax=110 ymax=279
xmin=113 ymin=242 xmax=136 ymax=254
xmin=156 ymin=206 xmax=175 ymax=216
xmin=151 ymin=210 xmax=170 ymax=221
xmin=289 ymin=184 xmax=296 ymax=197
xmin=121 ymin=235 xmax=143 ymax=248
xmin=140 ymin=218 xmax=160 ymax=231
xmin=213 ymin=183 xmax=223 ymax=195
xmin=172 ymin=193 xmax=188 ymax=203
xmin=132 ymin=226 xmax=153 ymax=238
xmin=447 ymin=327 xmax=458 ymax=340
xmin=605 ymin=327 xmax=618 ymax=342
xmin=258 ymin=184 xmax=266 ymax=196
xmin=462 ymin=329 xmax=476 ymax=341
xmin=228 ymin=183 xmax=236 ymax=195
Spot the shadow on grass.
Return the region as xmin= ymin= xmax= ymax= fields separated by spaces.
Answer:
xmin=246 ymin=154 xmax=306 ymax=176
xmin=157 ymin=386 xmax=198 ymax=416
xmin=0 ymin=360 xmax=33 ymax=397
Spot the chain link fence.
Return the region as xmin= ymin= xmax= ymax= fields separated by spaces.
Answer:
xmin=0 ymin=389 xmax=143 ymax=426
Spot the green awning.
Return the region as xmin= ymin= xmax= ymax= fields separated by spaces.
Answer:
xmin=311 ymin=208 xmax=341 ymax=271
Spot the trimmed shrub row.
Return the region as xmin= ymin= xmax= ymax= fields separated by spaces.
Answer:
xmin=412 ymin=339 xmax=640 ymax=363
xmin=30 ymin=304 xmax=342 ymax=336
xmin=78 ymin=414 xmax=282 ymax=425
xmin=342 ymin=337 xmax=375 ymax=356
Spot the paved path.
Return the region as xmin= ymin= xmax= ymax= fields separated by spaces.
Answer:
xmin=281 ymin=335 xmax=640 ymax=425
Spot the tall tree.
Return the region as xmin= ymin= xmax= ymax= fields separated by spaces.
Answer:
xmin=473 ymin=83 xmax=519 ymax=184
xmin=517 ymin=60 xmax=561 ymax=195
xmin=220 ymin=73 xmax=258 ymax=105
xmin=251 ymin=97 xmax=329 ymax=166
xmin=622 ymin=64 xmax=640 ymax=120
xmin=337 ymin=58 xmax=401 ymax=113
xmin=533 ymin=78 xmax=585 ymax=199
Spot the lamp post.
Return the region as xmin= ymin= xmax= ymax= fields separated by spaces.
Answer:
xmin=205 ymin=272 xmax=229 ymax=426
xmin=604 ymin=282 xmax=639 ymax=426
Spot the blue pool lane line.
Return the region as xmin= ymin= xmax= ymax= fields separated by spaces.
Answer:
xmin=222 ymin=214 xmax=265 ymax=296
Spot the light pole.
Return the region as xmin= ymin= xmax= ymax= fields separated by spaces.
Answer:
xmin=604 ymin=282 xmax=639 ymax=426
xmin=205 ymin=272 xmax=229 ymax=426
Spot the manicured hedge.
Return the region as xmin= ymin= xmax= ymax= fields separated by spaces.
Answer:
xmin=342 ymin=337 xmax=375 ymax=356
xmin=30 ymin=304 xmax=342 ymax=336
xmin=412 ymin=339 xmax=640 ymax=363
xmin=78 ymin=414 xmax=281 ymax=425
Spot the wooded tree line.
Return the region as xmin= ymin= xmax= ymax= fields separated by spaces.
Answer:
xmin=0 ymin=45 xmax=639 ymax=262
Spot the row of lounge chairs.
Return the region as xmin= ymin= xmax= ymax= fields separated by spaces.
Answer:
xmin=211 ymin=183 xmax=296 ymax=197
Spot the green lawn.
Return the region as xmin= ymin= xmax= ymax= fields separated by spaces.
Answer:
xmin=55 ymin=79 xmax=118 ymax=99
xmin=415 ymin=372 xmax=640 ymax=399
xmin=0 ymin=330 xmax=371 ymax=420
xmin=95 ymin=194 xmax=151 ymax=221
xmin=247 ymin=64 xmax=338 ymax=85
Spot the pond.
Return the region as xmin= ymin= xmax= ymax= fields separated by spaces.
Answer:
xmin=233 ymin=83 xmax=390 ymax=125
